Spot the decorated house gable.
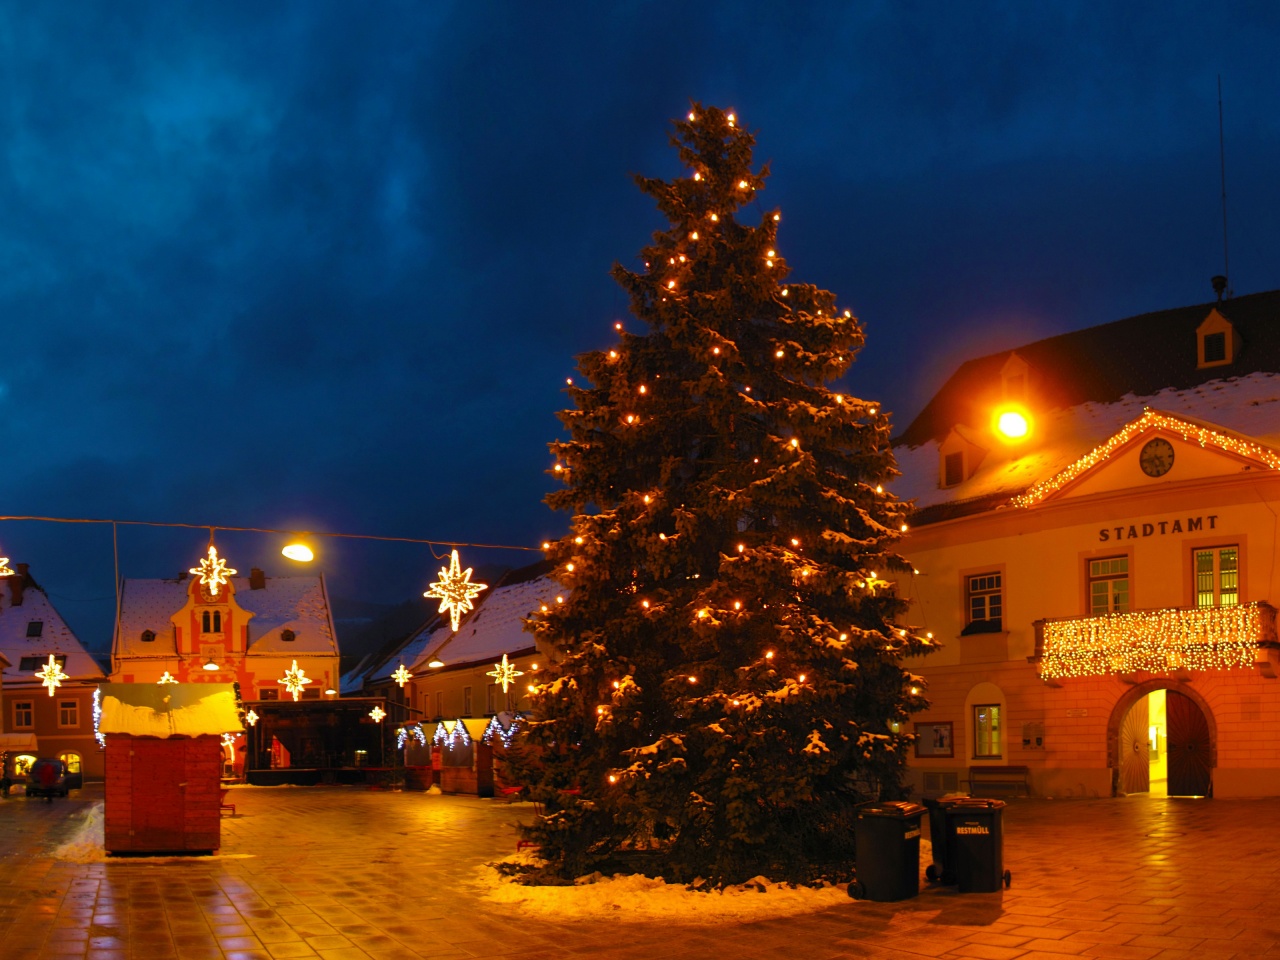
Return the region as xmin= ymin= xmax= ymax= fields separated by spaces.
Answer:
xmin=0 ymin=566 xmax=105 ymax=692
xmin=113 ymin=570 xmax=340 ymax=696
xmin=1017 ymin=410 xmax=1280 ymax=507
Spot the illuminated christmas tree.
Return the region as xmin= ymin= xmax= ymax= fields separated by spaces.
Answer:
xmin=519 ymin=104 xmax=929 ymax=884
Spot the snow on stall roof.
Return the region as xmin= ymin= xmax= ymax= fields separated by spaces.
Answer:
xmin=892 ymin=372 xmax=1280 ymax=511
xmin=409 ymin=574 xmax=554 ymax=671
xmin=98 ymin=683 xmax=243 ymax=737
xmin=115 ymin=575 xmax=336 ymax=659
xmin=0 ymin=584 xmax=104 ymax=684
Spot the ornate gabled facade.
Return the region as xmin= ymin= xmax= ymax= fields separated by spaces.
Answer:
xmin=893 ymin=288 xmax=1280 ymax=799
xmin=0 ymin=564 xmax=106 ymax=782
xmin=112 ymin=565 xmax=340 ymax=702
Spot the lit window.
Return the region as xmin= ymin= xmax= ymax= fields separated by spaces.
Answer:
xmin=13 ymin=701 xmax=33 ymax=730
xmin=58 ymin=700 xmax=79 ymax=728
xmin=1195 ymin=546 xmax=1238 ymax=608
xmin=973 ymin=704 xmax=1002 ymax=758
xmin=1088 ymin=557 xmax=1129 ymax=615
xmin=26 ymin=621 xmax=43 ymax=638
xmin=962 ymin=573 xmax=1003 ymax=634
xmin=59 ymin=752 xmax=81 ymax=774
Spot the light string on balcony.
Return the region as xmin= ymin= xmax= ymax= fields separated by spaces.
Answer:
xmin=1039 ymin=602 xmax=1270 ymax=679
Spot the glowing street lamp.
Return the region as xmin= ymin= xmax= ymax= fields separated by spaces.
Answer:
xmin=994 ymin=407 xmax=1032 ymax=442
xmin=282 ymin=543 xmax=314 ymax=562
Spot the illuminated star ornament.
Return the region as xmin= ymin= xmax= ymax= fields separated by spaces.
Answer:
xmin=157 ymin=672 xmax=179 ymax=685
xmin=245 ymin=708 xmax=259 ymax=727
xmin=277 ymin=660 xmax=312 ymax=701
xmin=190 ymin=545 xmax=237 ymax=597
xmin=486 ymin=653 xmax=525 ymax=693
xmin=424 ymin=549 xmax=488 ymax=632
xmin=35 ymin=655 xmax=70 ymax=697
xmin=391 ymin=664 xmax=413 ymax=687
xmin=0 ymin=557 xmax=14 ymax=578
xmin=369 ymin=706 xmax=387 ymax=723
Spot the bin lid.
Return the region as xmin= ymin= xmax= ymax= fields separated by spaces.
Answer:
xmin=948 ymin=798 xmax=1006 ymax=811
xmin=859 ymin=800 xmax=926 ymax=818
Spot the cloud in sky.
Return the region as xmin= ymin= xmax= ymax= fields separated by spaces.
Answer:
xmin=2 ymin=2 xmax=1280 ymax=644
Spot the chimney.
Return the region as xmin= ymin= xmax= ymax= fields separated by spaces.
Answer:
xmin=1212 ymin=275 xmax=1228 ymax=302
xmin=249 ymin=568 xmax=266 ymax=590
xmin=9 ymin=563 xmax=28 ymax=606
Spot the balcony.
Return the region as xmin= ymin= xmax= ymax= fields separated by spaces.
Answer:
xmin=1034 ymin=601 xmax=1278 ymax=681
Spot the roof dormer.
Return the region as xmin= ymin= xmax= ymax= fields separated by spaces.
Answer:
xmin=938 ymin=426 xmax=988 ymax=489
xmin=1000 ymin=352 xmax=1031 ymax=402
xmin=1196 ymin=308 xmax=1241 ymax=370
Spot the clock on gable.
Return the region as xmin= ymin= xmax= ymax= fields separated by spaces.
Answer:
xmin=1139 ymin=437 xmax=1175 ymax=478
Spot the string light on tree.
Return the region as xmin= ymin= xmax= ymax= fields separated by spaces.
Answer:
xmin=190 ymin=545 xmax=237 ymax=596
xmin=277 ymin=660 xmax=312 ymax=701
xmin=486 ymin=653 xmax=525 ymax=693
xmin=34 ymin=654 xmax=69 ymax=697
xmin=424 ymin=549 xmax=488 ymax=632
xmin=391 ymin=664 xmax=412 ymax=687
xmin=157 ymin=672 xmax=178 ymax=684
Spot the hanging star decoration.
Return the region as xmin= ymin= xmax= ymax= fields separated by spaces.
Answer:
xmin=369 ymin=706 xmax=387 ymax=723
xmin=277 ymin=660 xmax=312 ymax=701
xmin=391 ymin=664 xmax=413 ymax=687
xmin=245 ymin=708 xmax=259 ymax=727
xmin=35 ymin=654 xmax=70 ymax=698
xmin=486 ymin=653 xmax=525 ymax=694
xmin=190 ymin=544 xmax=237 ymax=597
xmin=424 ymin=549 xmax=488 ymax=632
xmin=0 ymin=557 xmax=14 ymax=578
xmin=157 ymin=672 xmax=179 ymax=684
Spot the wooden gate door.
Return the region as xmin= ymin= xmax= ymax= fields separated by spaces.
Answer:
xmin=1166 ymin=690 xmax=1211 ymax=797
xmin=1118 ymin=696 xmax=1150 ymax=794
xmin=131 ymin=739 xmax=185 ymax=850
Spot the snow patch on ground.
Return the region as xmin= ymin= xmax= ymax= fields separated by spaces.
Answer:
xmin=53 ymin=806 xmax=106 ymax=863
xmin=475 ymin=854 xmax=850 ymax=923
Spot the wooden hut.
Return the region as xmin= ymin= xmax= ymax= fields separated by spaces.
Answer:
xmin=433 ymin=718 xmax=493 ymax=796
xmin=97 ymin=683 xmax=243 ymax=853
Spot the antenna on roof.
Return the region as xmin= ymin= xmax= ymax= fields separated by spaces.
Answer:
xmin=1214 ymin=75 xmax=1231 ymax=302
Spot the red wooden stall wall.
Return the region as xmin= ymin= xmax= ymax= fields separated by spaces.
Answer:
xmin=104 ymin=736 xmax=223 ymax=853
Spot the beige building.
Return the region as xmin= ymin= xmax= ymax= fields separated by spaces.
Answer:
xmin=0 ymin=565 xmax=106 ymax=781
xmin=893 ymin=288 xmax=1280 ymax=799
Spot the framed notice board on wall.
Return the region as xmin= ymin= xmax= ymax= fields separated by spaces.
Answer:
xmin=914 ymin=722 xmax=954 ymax=758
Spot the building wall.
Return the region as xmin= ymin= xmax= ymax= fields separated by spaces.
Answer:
xmin=411 ymin=652 xmax=538 ymax=722
xmin=900 ymin=470 xmax=1280 ymax=798
xmin=2 ymin=685 xmax=104 ymax=778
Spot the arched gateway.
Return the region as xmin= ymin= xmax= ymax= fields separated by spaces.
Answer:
xmin=1106 ymin=680 xmax=1215 ymax=797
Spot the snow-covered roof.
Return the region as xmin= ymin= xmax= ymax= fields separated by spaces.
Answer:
xmin=407 ymin=572 xmax=554 ymax=673
xmin=115 ymin=575 xmax=337 ymax=659
xmin=97 ymin=683 xmax=243 ymax=737
xmin=893 ymin=372 xmax=1280 ymax=513
xmin=0 ymin=576 xmax=104 ymax=686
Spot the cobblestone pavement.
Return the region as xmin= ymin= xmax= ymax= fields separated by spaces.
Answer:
xmin=2 ymin=785 xmax=1280 ymax=959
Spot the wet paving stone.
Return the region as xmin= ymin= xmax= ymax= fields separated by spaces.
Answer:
xmin=5 ymin=786 xmax=1280 ymax=957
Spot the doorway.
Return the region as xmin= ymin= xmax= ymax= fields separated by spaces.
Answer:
xmin=1116 ymin=688 xmax=1212 ymax=797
